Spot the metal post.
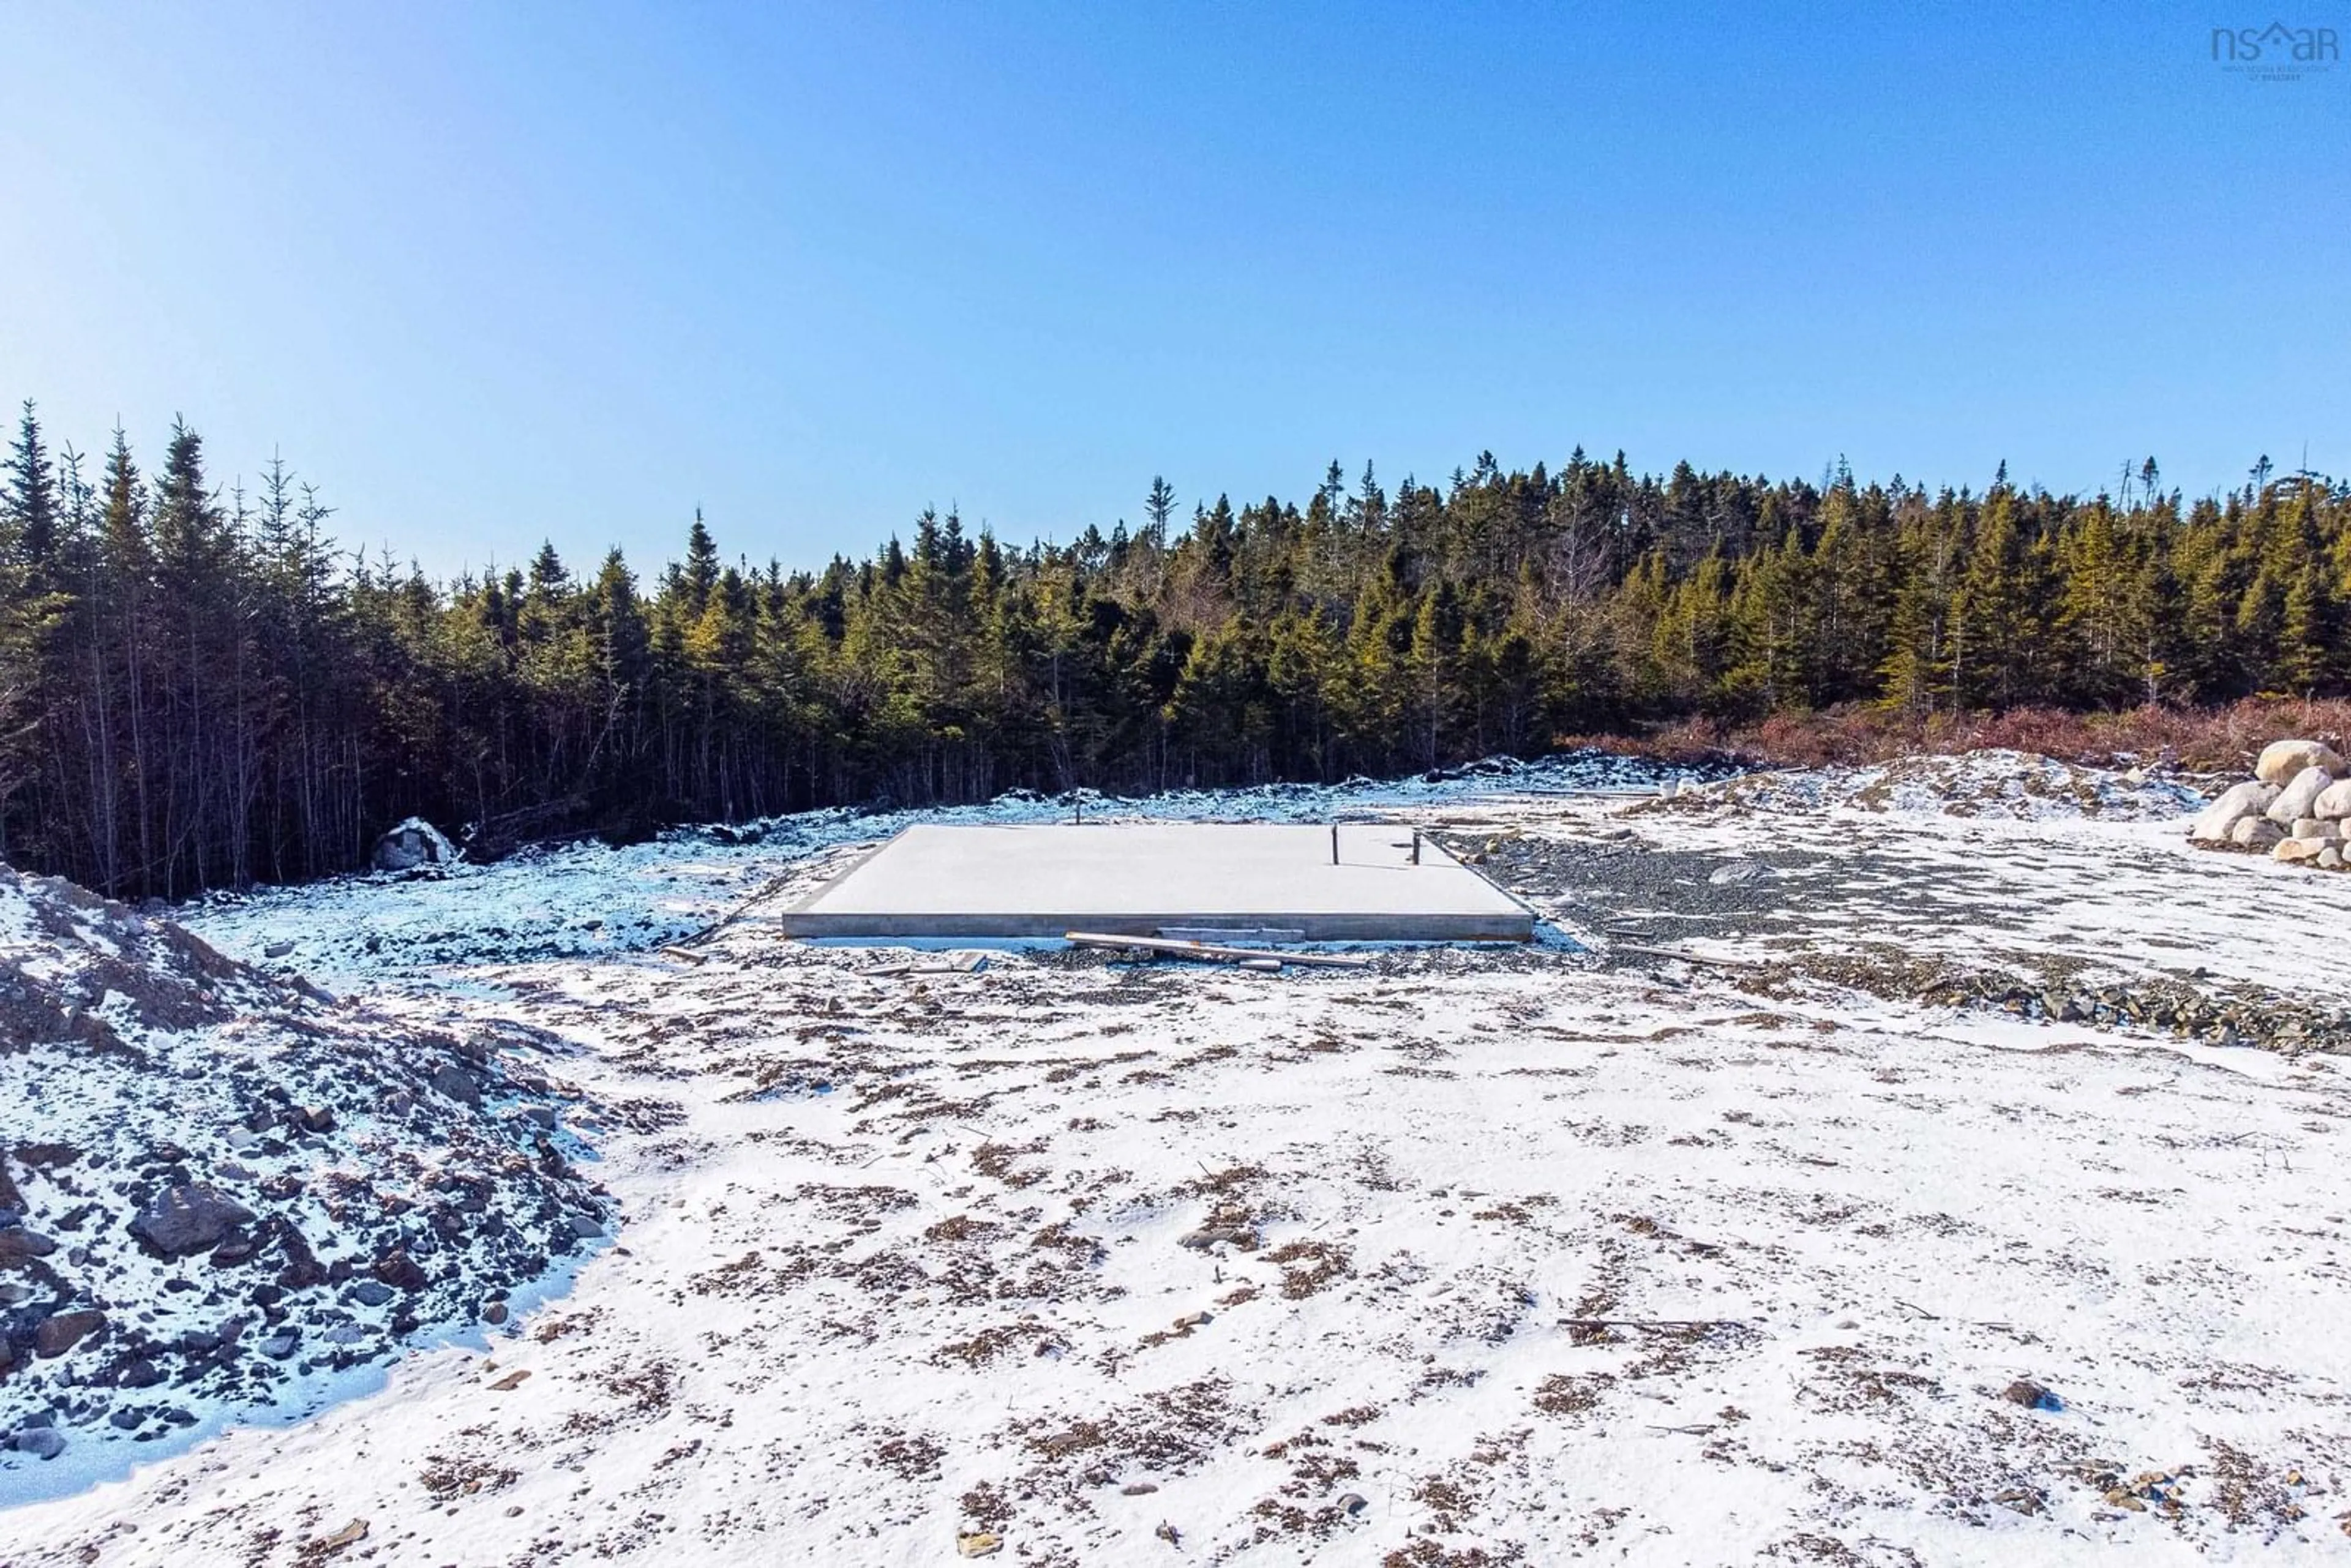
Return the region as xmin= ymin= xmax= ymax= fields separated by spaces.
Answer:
xmin=1330 ymin=823 xmax=1339 ymax=865
xmin=1411 ymin=828 xmax=1421 ymax=865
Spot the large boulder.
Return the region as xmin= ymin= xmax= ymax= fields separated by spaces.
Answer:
xmin=2231 ymin=816 xmax=2285 ymax=850
xmin=2268 ymin=765 xmax=2336 ymax=827
xmin=2255 ymin=740 xmax=2346 ymax=786
xmin=2190 ymin=781 xmax=2279 ymax=844
xmin=371 ymin=817 xmax=456 ymax=874
xmin=2276 ymin=836 xmax=2329 ymax=864
xmin=2315 ymin=778 xmax=2351 ymax=820
xmin=130 ymin=1184 xmax=255 ymax=1258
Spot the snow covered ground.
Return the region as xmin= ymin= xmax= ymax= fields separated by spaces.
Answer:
xmin=10 ymin=753 xmax=2351 ymax=1566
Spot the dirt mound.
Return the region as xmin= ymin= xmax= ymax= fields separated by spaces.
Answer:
xmin=0 ymin=865 xmax=607 ymax=1480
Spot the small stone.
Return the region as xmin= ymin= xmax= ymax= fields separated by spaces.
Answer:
xmin=295 ymin=1105 xmax=337 ymax=1134
xmin=109 ymin=1406 xmax=143 ymax=1430
xmin=317 ymin=1518 xmax=369 ymax=1552
xmin=351 ymin=1281 xmax=394 ymax=1307
xmin=260 ymin=1330 xmax=301 ymax=1360
xmin=489 ymin=1368 xmax=531 ymax=1391
xmin=118 ymin=1357 xmax=164 ymax=1389
xmin=2323 ymin=846 xmax=2346 ymax=871
xmin=372 ymin=1250 xmax=428 ymax=1292
xmin=13 ymin=1428 xmax=66 ymax=1460
xmin=481 ymin=1300 xmax=509 ymax=1325
xmin=956 ymin=1532 xmax=1003 ymax=1559
xmin=34 ymin=1308 xmax=106 ymax=1357
xmin=0 ymin=1228 xmax=59 ymax=1263
xmin=131 ymin=1184 xmax=255 ymax=1258
xmin=1120 ymin=1482 xmax=1160 ymax=1496
xmin=426 ymin=1063 xmax=480 ymax=1107
xmin=1177 ymin=1226 xmax=1256 ymax=1250
xmin=567 ymin=1214 xmax=604 ymax=1239
xmin=2000 ymin=1378 xmax=2059 ymax=1410
xmin=263 ymin=940 xmax=296 ymax=958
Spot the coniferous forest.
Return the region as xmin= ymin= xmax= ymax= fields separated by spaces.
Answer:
xmin=1 ymin=400 xmax=2345 ymax=899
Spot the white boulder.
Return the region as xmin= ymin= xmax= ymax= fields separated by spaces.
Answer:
xmin=2268 ymin=765 xmax=2334 ymax=827
xmin=371 ymin=817 xmax=456 ymax=873
xmin=2325 ymin=845 xmax=2346 ymax=870
xmin=2232 ymin=816 xmax=2285 ymax=850
xmin=2314 ymin=778 xmax=2351 ymax=819
xmin=2190 ymin=781 xmax=2280 ymax=844
xmin=2255 ymin=739 xmax=2345 ymax=786
xmin=2275 ymin=836 xmax=2328 ymax=864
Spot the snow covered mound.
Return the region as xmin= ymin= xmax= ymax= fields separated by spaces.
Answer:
xmin=0 ymin=865 xmax=607 ymax=1490
xmin=1651 ymin=748 xmax=2207 ymax=820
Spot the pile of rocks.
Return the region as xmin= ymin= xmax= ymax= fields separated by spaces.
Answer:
xmin=2187 ymin=738 xmax=2351 ymax=869
xmin=0 ymin=864 xmax=608 ymax=1479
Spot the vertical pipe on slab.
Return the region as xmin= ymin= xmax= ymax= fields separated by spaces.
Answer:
xmin=1411 ymin=828 xmax=1421 ymax=865
xmin=1330 ymin=823 xmax=1339 ymax=865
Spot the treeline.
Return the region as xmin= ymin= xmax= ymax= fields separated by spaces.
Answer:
xmin=1 ymin=401 xmax=2345 ymax=898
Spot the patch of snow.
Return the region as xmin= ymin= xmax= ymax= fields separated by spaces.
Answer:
xmin=6 ymin=751 xmax=2344 ymax=1562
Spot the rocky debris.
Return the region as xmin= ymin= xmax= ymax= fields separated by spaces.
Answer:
xmin=1733 ymin=946 xmax=2351 ymax=1056
xmin=0 ymin=861 xmax=607 ymax=1484
xmin=1641 ymin=749 xmax=2205 ymax=821
xmin=2191 ymin=740 xmax=2351 ymax=871
xmin=130 ymin=1183 xmax=257 ymax=1258
xmin=2255 ymin=739 xmax=2345 ymax=786
xmin=371 ymin=817 xmax=457 ymax=874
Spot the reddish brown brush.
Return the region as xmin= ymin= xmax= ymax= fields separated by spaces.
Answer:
xmin=1559 ymin=697 xmax=2351 ymax=775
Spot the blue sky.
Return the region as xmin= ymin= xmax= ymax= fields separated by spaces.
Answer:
xmin=3 ymin=2 xmax=2344 ymax=578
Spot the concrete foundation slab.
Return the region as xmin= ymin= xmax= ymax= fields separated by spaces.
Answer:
xmin=770 ymin=823 xmax=1535 ymax=942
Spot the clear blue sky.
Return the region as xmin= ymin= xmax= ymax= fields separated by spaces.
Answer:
xmin=3 ymin=2 xmax=2344 ymax=579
